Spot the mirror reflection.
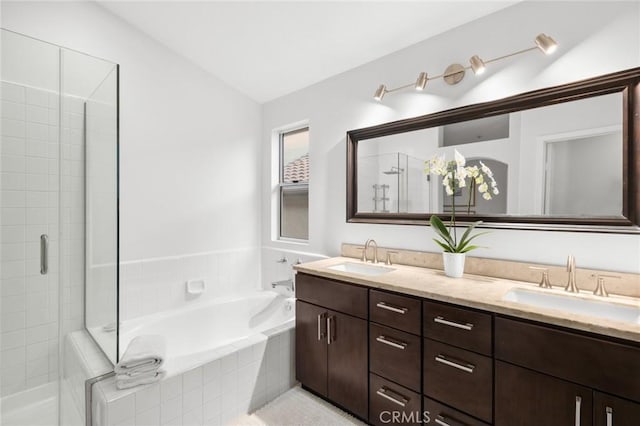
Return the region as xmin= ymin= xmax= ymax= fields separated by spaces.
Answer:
xmin=356 ymin=92 xmax=622 ymax=218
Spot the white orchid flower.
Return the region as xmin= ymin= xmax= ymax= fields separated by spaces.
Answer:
xmin=482 ymin=192 xmax=492 ymax=200
xmin=478 ymin=182 xmax=489 ymax=193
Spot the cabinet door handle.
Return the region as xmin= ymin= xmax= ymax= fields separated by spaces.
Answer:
xmin=376 ymin=387 xmax=408 ymax=407
xmin=376 ymin=335 xmax=407 ymax=350
xmin=327 ymin=316 xmax=334 ymax=344
xmin=435 ymin=355 xmax=475 ymax=373
xmin=434 ymin=316 xmax=473 ymax=331
xmin=376 ymin=301 xmax=408 ymax=314
xmin=606 ymin=406 xmax=612 ymax=426
xmin=435 ymin=414 xmax=469 ymax=426
xmin=40 ymin=234 xmax=48 ymax=275
xmin=575 ymin=396 xmax=582 ymax=426
xmin=435 ymin=417 xmax=450 ymax=426
xmin=317 ymin=313 xmax=327 ymax=341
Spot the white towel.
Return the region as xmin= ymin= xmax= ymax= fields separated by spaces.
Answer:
xmin=115 ymin=335 xmax=165 ymax=375
xmin=115 ymin=370 xmax=165 ymax=390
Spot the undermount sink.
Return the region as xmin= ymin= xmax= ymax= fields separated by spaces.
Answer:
xmin=327 ymin=262 xmax=395 ymax=276
xmin=503 ymin=288 xmax=640 ymax=324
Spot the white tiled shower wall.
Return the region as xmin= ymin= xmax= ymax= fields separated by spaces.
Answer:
xmin=119 ymin=247 xmax=261 ymax=321
xmin=93 ymin=328 xmax=295 ymax=426
xmin=1 ymin=81 xmax=61 ymax=396
xmin=1 ymin=80 xmax=86 ymax=396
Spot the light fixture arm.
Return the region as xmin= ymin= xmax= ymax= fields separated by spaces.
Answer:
xmin=373 ymin=33 xmax=557 ymax=101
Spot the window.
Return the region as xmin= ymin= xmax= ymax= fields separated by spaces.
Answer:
xmin=279 ymin=127 xmax=309 ymax=240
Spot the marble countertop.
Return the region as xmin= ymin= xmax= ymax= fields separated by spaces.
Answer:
xmin=294 ymin=256 xmax=640 ymax=343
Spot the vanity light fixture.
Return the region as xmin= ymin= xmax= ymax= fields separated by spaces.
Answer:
xmin=415 ymin=72 xmax=428 ymax=90
xmin=470 ymin=55 xmax=486 ymax=75
xmin=373 ymin=33 xmax=558 ymax=101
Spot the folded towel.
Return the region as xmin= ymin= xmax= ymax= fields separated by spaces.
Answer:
xmin=115 ymin=370 xmax=165 ymax=390
xmin=114 ymin=335 xmax=165 ymax=375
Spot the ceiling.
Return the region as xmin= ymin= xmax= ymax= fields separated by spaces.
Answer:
xmin=99 ymin=1 xmax=517 ymax=103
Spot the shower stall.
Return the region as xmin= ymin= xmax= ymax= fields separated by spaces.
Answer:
xmin=358 ymin=152 xmax=431 ymax=213
xmin=1 ymin=29 xmax=118 ymax=425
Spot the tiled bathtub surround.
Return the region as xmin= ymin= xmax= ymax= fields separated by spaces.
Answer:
xmin=119 ymin=247 xmax=261 ymax=321
xmin=342 ymin=243 xmax=640 ymax=298
xmin=91 ymin=327 xmax=295 ymax=426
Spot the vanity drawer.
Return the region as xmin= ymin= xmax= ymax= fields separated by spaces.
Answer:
xmin=370 ymin=290 xmax=421 ymax=335
xmin=370 ymin=373 xmax=422 ymax=426
xmin=370 ymin=323 xmax=421 ymax=392
xmin=296 ymin=273 xmax=368 ymax=319
xmin=423 ymin=300 xmax=492 ymax=356
xmin=424 ymin=397 xmax=490 ymax=426
xmin=496 ymin=316 xmax=640 ymax=402
xmin=423 ymin=338 xmax=493 ymax=423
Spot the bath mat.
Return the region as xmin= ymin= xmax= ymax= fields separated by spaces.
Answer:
xmin=230 ymin=385 xmax=365 ymax=425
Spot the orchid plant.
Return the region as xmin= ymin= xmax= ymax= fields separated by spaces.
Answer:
xmin=424 ymin=150 xmax=499 ymax=253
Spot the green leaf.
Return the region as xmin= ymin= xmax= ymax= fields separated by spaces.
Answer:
xmin=429 ymin=215 xmax=455 ymax=247
xmin=456 ymin=231 xmax=490 ymax=252
xmin=456 ymin=221 xmax=482 ymax=249
xmin=432 ymin=238 xmax=454 ymax=253
xmin=460 ymin=245 xmax=482 ymax=253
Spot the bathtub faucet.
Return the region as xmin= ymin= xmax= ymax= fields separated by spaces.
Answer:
xmin=271 ymin=279 xmax=294 ymax=292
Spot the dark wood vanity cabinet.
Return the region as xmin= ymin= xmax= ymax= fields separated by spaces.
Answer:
xmin=495 ymin=316 xmax=640 ymax=426
xmin=593 ymin=392 xmax=640 ymax=426
xmin=295 ymin=274 xmax=368 ymax=420
xmin=495 ymin=360 xmax=594 ymax=426
xmin=296 ymin=271 xmax=640 ymax=426
xmin=368 ymin=290 xmax=422 ymax=424
xmin=423 ymin=301 xmax=494 ymax=424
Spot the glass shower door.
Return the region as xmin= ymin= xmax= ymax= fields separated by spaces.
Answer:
xmin=1 ymin=29 xmax=119 ymax=426
xmin=1 ymin=29 xmax=62 ymax=426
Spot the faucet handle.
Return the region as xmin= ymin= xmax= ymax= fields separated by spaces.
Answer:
xmin=591 ymin=273 xmax=620 ymax=297
xmin=529 ymin=266 xmax=552 ymax=289
xmin=385 ymin=251 xmax=398 ymax=266
xmin=356 ymin=246 xmax=366 ymax=262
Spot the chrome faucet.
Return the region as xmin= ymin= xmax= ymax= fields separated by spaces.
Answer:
xmin=363 ymin=239 xmax=379 ymax=263
xmin=565 ymin=255 xmax=579 ymax=293
xmin=271 ymin=279 xmax=294 ymax=291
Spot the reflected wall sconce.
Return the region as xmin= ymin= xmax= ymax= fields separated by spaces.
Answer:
xmin=373 ymin=33 xmax=558 ymax=101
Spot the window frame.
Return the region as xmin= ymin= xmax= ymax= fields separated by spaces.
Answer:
xmin=278 ymin=126 xmax=309 ymax=242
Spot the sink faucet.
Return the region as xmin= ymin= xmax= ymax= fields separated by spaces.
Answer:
xmin=363 ymin=239 xmax=379 ymax=263
xmin=565 ymin=255 xmax=579 ymax=293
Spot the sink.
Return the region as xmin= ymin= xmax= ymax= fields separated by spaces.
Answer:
xmin=503 ymin=288 xmax=640 ymax=324
xmin=327 ymin=262 xmax=395 ymax=277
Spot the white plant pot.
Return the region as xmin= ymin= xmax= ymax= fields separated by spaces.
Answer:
xmin=442 ymin=252 xmax=466 ymax=278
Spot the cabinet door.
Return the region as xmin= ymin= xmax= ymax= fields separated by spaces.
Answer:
xmin=295 ymin=300 xmax=328 ymax=396
xmin=327 ymin=310 xmax=368 ymax=420
xmin=594 ymin=392 xmax=640 ymax=426
xmin=495 ymin=361 xmax=593 ymax=426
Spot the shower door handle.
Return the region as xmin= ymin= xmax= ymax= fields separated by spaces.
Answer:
xmin=40 ymin=234 xmax=49 ymax=275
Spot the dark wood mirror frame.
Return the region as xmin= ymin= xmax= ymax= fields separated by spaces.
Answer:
xmin=346 ymin=67 xmax=640 ymax=232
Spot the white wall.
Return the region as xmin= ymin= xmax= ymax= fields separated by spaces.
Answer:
xmin=1 ymin=1 xmax=262 ymax=263
xmin=262 ymin=1 xmax=640 ymax=273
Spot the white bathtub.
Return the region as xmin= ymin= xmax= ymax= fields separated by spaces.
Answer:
xmin=118 ymin=290 xmax=295 ymax=375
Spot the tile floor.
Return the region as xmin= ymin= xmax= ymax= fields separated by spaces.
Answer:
xmin=232 ymin=385 xmax=364 ymax=426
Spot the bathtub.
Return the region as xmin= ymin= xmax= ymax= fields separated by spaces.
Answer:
xmin=118 ymin=290 xmax=295 ymax=376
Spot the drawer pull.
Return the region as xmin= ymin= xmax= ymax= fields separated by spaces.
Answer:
xmin=575 ymin=396 xmax=582 ymax=426
xmin=376 ymin=387 xmax=408 ymax=407
xmin=434 ymin=354 xmax=475 ymax=373
xmin=376 ymin=335 xmax=407 ymax=350
xmin=435 ymin=414 xmax=468 ymax=426
xmin=317 ymin=313 xmax=326 ymax=341
xmin=376 ymin=301 xmax=408 ymax=314
xmin=606 ymin=406 xmax=612 ymax=426
xmin=434 ymin=316 xmax=473 ymax=331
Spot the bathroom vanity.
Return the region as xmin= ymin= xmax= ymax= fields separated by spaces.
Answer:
xmin=294 ymin=257 xmax=640 ymax=426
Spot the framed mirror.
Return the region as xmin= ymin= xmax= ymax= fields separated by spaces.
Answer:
xmin=346 ymin=68 xmax=640 ymax=232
